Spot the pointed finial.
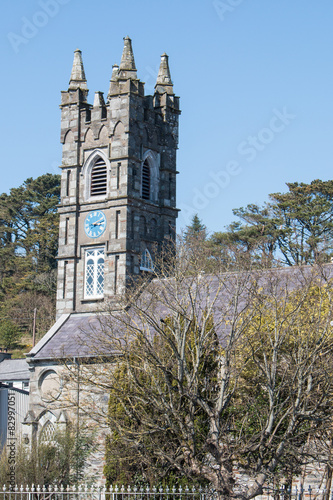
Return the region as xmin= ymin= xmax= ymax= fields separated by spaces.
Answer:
xmin=156 ymin=53 xmax=172 ymax=85
xmin=69 ymin=49 xmax=88 ymax=90
xmin=118 ymin=36 xmax=137 ymax=79
xmin=111 ymin=63 xmax=119 ymax=81
xmin=155 ymin=53 xmax=174 ymax=94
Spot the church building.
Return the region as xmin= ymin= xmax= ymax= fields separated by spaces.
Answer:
xmin=22 ymin=37 xmax=180 ymax=448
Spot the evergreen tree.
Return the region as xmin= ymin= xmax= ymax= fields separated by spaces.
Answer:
xmin=210 ymin=179 xmax=333 ymax=266
xmin=184 ymin=214 xmax=207 ymax=241
xmin=0 ymin=173 xmax=60 ymax=354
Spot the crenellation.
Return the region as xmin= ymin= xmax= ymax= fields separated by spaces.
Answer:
xmin=56 ymin=38 xmax=180 ymax=317
xmin=24 ymin=39 xmax=181 ymax=482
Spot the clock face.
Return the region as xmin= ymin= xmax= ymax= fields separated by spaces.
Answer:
xmin=84 ymin=210 xmax=107 ymax=238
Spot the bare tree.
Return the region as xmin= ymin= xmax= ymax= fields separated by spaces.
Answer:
xmin=63 ymin=242 xmax=333 ymax=498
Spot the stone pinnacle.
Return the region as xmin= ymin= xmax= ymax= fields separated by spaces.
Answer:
xmin=119 ymin=36 xmax=137 ymax=71
xmin=156 ymin=53 xmax=173 ymax=86
xmin=69 ymin=49 xmax=88 ymax=90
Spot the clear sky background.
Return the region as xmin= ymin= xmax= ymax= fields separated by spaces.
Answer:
xmin=1 ymin=0 xmax=333 ymax=235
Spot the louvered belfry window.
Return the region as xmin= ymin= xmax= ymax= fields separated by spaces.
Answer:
xmin=142 ymin=160 xmax=150 ymax=200
xmin=91 ymin=157 xmax=107 ymax=196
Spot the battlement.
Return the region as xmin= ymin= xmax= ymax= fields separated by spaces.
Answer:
xmin=56 ymin=37 xmax=180 ymax=318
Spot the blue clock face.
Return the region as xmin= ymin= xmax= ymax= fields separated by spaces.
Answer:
xmin=84 ymin=210 xmax=107 ymax=238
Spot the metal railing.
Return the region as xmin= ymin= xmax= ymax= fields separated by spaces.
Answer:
xmin=0 ymin=485 xmax=216 ymax=500
xmin=254 ymin=485 xmax=331 ymax=500
xmin=0 ymin=484 xmax=331 ymax=500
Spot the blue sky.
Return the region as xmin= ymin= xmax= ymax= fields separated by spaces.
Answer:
xmin=1 ymin=0 xmax=333 ymax=234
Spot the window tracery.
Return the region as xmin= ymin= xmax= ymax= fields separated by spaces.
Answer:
xmin=40 ymin=420 xmax=55 ymax=443
xmin=85 ymin=248 xmax=105 ymax=298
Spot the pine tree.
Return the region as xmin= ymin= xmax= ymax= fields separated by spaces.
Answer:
xmin=184 ymin=214 xmax=207 ymax=241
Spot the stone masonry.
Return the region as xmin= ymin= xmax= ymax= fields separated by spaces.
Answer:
xmin=56 ymin=37 xmax=181 ymax=317
xmin=23 ymin=38 xmax=180 ymax=478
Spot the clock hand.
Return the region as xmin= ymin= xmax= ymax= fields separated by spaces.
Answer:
xmin=91 ymin=218 xmax=104 ymax=226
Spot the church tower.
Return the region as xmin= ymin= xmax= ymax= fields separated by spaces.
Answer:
xmin=56 ymin=38 xmax=180 ymax=317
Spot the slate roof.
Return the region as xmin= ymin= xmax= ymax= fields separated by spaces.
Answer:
xmin=28 ymin=264 xmax=333 ymax=362
xmin=29 ymin=313 xmax=105 ymax=360
xmin=0 ymin=358 xmax=30 ymax=382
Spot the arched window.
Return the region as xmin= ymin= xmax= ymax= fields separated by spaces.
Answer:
xmin=139 ymin=216 xmax=147 ymax=236
xmin=141 ymin=150 xmax=159 ymax=203
xmin=91 ymin=157 xmax=107 ymax=196
xmin=140 ymin=248 xmax=154 ymax=272
xmin=85 ymin=248 xmax=105 ymax=298
xmin=141 ymin=160 xmax=150 ymax=200
xmin=150 ymin=218 xmax=157 ymax=238
xmin=40 ymin=420 xmax=55 ymax=443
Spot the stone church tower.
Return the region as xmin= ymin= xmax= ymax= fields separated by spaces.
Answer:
xmin=56 ymin=37 xmax=180 ymax=317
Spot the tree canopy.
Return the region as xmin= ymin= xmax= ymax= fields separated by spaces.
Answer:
xmin=0 ymin=173 xmax=60 ymax=353
xmin=209 ymin=180 xmax=333 ymax=266
xmin=92 ymin=242 xmax=333 ymax=498
xmin=184 ymin=214 xmax=207 ymax=242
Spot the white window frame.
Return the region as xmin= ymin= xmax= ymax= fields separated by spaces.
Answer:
xmin=84 ymin=247 xmax=105 ymax=299
xmin=140 ymin=248 xmax=154 ymax=272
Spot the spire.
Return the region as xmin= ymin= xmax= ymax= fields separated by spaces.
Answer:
xmin=68 ymin=49 xmax=88 ymax=91
xmin=155 ymin=53 xmax=174 ymax=94
xmin=118 ymin=36 xmax=137 ymax=79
